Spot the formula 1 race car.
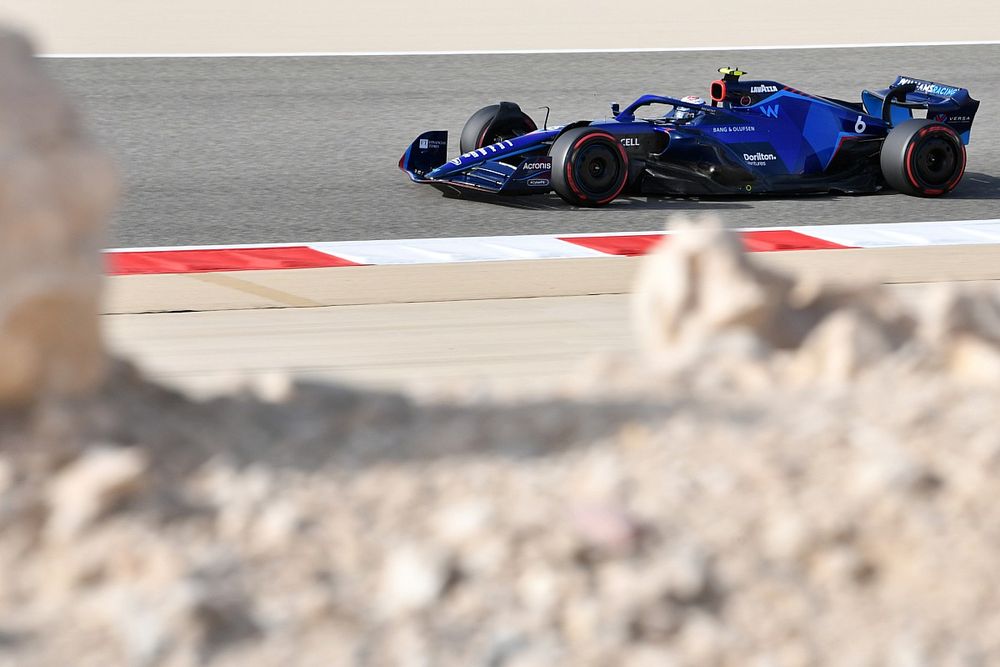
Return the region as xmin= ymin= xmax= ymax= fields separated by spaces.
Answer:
xmin=399 ymin=68 xmax=979 ymax=206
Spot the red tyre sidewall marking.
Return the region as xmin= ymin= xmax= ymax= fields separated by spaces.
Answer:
xmin=596 ymin=138 xmax=630 ymax=205
xmin=477 ymin=123 xmax=492 ymax=149
xmin=903 ymin=140 xmax=920 ymax=191
xmin=946 ymin=139 xmax=967 ymax=192
xmin=904 ymin=125 xmax=964 ymax=195
xmin=564 ymin=148 xmax=587 ymax=201
xmin=565 ymin=132 xmax=629 ymax=205
xmin=903 ymin=126 xmax=931 ymax=191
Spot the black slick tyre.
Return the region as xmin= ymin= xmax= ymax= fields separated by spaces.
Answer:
xmin=548 ymin=127 xmax=630 ymax=207
xmin=459 ymin=102 xmax=538 ymax=154
xmin=880 ymin=118 xmax=966 ymax=197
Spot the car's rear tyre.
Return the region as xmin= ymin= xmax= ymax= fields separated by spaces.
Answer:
xmin=459 ymin=102 xmax=538 ymax=154
xmin=880 ymin=118 xmax=966 ymax=197
xmin=549 ymin=127 xmax=630 ymax=207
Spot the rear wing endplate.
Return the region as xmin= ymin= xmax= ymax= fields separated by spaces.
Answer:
xmin=862 ymin=76 xmax=979 ymax=144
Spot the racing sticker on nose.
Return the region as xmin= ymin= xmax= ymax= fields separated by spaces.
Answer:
xmin=517 ymin=158 xmax=552 ymax=173
xmin=450 ymin=139 xmax=516 ymax=166
xmin=515 ymin=157 xmax=552 ymax=187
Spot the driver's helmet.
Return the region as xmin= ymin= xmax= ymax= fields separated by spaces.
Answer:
xmin=674 ymin=95 xmax=705 ymax=120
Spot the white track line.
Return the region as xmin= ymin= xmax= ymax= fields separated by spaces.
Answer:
xmin=41 ymin=40 xmax=1000 ymax=59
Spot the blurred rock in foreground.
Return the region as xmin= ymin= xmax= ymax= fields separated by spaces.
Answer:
xmin=0 ymin=29 xmax=116 ymax=407
xmin=3 ymin=26 xmax=1000 ymax=667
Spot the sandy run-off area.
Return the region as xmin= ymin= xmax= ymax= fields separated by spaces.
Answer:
xmin=2 ymin=0 xmax=999 ymax=54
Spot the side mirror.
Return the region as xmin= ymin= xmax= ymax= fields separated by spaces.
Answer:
xmin=611 ymin=102 xmax=620 ymax=116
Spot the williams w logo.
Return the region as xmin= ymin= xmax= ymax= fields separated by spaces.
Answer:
xmin=761 ymin=105 xmax=780 ymax=118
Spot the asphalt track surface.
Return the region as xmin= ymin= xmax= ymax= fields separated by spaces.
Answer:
xmin=45 ymin=45 xmax=1000 ymax=248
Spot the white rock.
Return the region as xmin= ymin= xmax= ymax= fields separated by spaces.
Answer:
xmin=793 ymin=308 xmax=896 ymax=384
xmin=251 ymin=499 xmax=306 ymax=551
xmin=378 ymin=545 xmax=451 ymax=617
xmin=946 ymin=336 xmax=1000 ymax=385
xmin=918 ymin=285 xmax=1000 ymax=347
xmin=632 ymin=216 xmax=791 ymax=360
xmin=516 ymin=565 xmax=561 ymax=614
xmin=248 ymin=372 xmax=294 ymax=403
xmin=570 ymin=504 xmax=641 ymax=558
xmin=432 ymin=500 xmax=492 ymax=544
xmin=46 ymin=446 xmax=148 ymax=541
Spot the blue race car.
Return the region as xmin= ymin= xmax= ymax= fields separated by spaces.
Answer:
xmin=399 ymin=68 xmax=979 ymax=207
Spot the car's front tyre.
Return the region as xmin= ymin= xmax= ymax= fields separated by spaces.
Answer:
xmin=549 ymin=127 xmax=630 ymax=207
xmin=459 ymin=102 xmax=537 ymax=154
xmin=880 ymin=119 xmax=966 ymax=197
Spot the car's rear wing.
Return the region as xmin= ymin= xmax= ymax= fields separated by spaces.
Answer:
xmin=862 ymin=76 xmax=980 ymax=144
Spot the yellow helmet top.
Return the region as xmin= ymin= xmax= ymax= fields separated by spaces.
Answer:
xmin=718 ymin=67 xmax=747 ymax=78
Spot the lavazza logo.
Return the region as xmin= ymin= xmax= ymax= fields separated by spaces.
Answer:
xmin=751 ymin=85 xmax=778 ymax=94
xmin=743 ymin=152 xmax=778 ymax=166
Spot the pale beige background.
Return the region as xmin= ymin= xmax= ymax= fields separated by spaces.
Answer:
xmin=1 ymin=0 xmax=998 ymax=54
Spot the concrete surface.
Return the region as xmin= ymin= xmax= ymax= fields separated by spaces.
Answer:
xmin=103 ymin=243 xmax=1000 ymax=392
xmin=103 ymin=293 xmax=633 ymax=396
xmin=104 ymin=244 xmax=1000 ymax=314
xmin=103 ymin=277 xmax=1000 ymax=396
xmin=4 ymin=1 xmax=997 ymax=55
